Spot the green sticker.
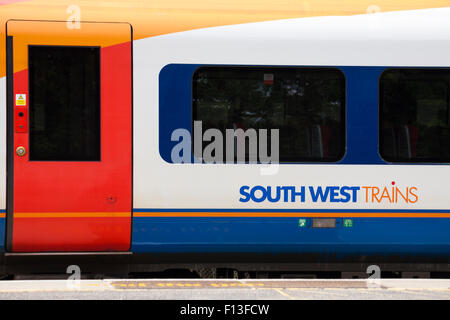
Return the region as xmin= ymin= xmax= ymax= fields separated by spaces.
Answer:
xmin=298 ymin=219 xmax=307 ymax=228
xmin=343 ymin=219 xmax=354 ymax=228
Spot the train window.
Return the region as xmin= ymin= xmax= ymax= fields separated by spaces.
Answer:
xmin=192 ymin=67 xmax=346 ymax=162
xmin=380 ymin=69 xmax=450 ymax=162
xmin=28 ymin=45 xmax=100 ymax=161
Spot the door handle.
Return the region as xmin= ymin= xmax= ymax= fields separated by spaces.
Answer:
xmin=16 ymin=146 xmax=26 ymax=157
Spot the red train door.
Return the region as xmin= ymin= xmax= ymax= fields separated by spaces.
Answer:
xmin=6 ymin=21 xmax=132 ymax=252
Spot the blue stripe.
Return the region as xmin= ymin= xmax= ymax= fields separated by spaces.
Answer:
xmin=131 ymin=216 xmax=450 ymax=256
xmin=0 ymin=215 xmax=4 ymax=251
xmin=133 ymin=208 xmax=450 ymax=213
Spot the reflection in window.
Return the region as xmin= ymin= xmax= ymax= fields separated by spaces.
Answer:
xmin=380 ymin=69 xmax=450 ymax=162
xmin=193 ymin=67 xmax=345 ymax=162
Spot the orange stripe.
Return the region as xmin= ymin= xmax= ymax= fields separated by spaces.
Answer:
xmin=0 ymin=213 xmax=5 ymax=218
xmin=14 ymin=212 xmax=130 ymax=218
xmin=133 ymin=212 xmax=450 ymax=218
xmin=8 ymin=212 xmax=450 ymax=218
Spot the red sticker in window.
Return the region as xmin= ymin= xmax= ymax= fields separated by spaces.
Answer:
xmin=264 ymin=73 xmax=274 ymax=85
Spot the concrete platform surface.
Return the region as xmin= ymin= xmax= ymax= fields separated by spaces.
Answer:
xmin=0 ymin=279 xmax=448 ymax=300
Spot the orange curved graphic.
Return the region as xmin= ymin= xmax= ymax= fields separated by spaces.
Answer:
xmin=1 ymin=0 xmax=450 ymax=77
xmin=8 ymin=20 xmax=131 ymax=72
xmin=0 ymin=0 xmax=28 ymax=5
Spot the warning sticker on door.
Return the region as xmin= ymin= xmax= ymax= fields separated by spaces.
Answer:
xmin=15 ymin=94 xmax=26 ymax=106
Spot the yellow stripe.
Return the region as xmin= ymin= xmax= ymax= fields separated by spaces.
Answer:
xmin=14 ymin=212 xmax=130 ymax=218
xmin=133 ymin=212 xmax=450 ymax=218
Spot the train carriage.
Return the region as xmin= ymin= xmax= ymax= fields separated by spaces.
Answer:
xmin=0 ymin=1 xmax=450 ymax=277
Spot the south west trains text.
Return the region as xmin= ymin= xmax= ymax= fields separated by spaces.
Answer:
xmin=239 ymin=184 xmax=419 ymax=204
